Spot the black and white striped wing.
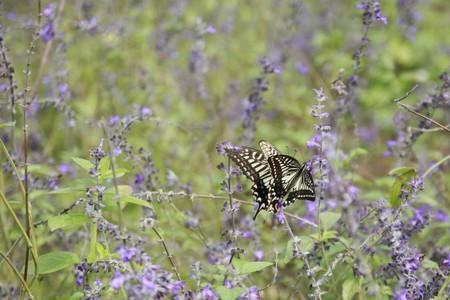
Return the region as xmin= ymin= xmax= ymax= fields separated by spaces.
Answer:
xmin=268 ymin=155 xmax=315 ymax=207
xmin=284 ymin=167 xmax=315 ymax=206
xmin=225 ymin=147 xmax=274 ymax=217
xmin=259 ymin=140 xmax=281 ymax=159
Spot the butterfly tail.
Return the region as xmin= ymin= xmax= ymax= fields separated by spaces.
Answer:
xmin=253 ymin=203 xmax=263 ymax=220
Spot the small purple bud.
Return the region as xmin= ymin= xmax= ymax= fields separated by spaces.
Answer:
xmin=254 ymin=250 xmax=264 ymax=261
xmin=110 ymin=271 xmax=125 ymax=289
xmin=40 ymin=22 xmax=54 ymax=43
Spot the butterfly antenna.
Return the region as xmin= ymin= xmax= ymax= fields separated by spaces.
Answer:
xmin=253 ymin=203 xmax=263 ymax=220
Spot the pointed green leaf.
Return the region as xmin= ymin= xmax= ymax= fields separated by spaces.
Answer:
xmin=37 ymin=251 xmax=80 ymax=274
xmin=215 ymin=286 xmax=245 ymax=300
xmin=48 ymin=213 xmax=90 ymax=231
xmin=121 ymin=195 xmax=151 ymax=208
xmin=320 ymin=211 xmax=341 ymax=230
xmin=342 ymin=278 xmax=359 ymax=300
xmin=72 ymin=157 xmax=93 ymax=171
xmin=232 ymin=258 xmax=272 ymax=275
xmin=388 ymin=167 xmax=416 ymax=177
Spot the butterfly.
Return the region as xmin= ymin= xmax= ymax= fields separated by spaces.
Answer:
xmin=226 ymin=140 xmax=315 ymax=219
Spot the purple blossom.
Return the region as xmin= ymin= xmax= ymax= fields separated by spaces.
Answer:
xmin=140 ymin=106 xmax=152 ymax=117
xmin=296 ymin=62 xmax=310 ymax=75
xmin=239 ymin=286 xmax=260 ymax=300
xmin=216 ymin=141 xmax=240 ymax=155
xmin=109 ymin=115 xmax=121 ymax=126
xmin=169 ymin=281 xmax=184 ymax=295
xmin=58 ymin=83 xmax=69 ymax=94
xmin=43 ymin=3 xmax=55 ymax=18
xmin=442 ymin=253 xmax=450 ymax=268
xmin=405 ymin=254 xmax=421 ymax=272
xmin=113 ymin=147 xmax=122 ymax=157
xmin=373 ymin=1 xmax=388 ymax=25
xmin=117 ymin=246 xmax=138 ymax=262
xmin=393 ymin=289 xmax=408 ymax=300
xmin=134 ymin=173 xmax=145 ymax=185
xmin=206 ymin=25 xmax=217 ymax=34
xmin=254 ymin=250 xmax=264 ymax=261
xmin=435 ymin=210 xmax=448 ymax=222
xmin=40 ymin=22 xmax=55 ymax=43
xmin=200 ymin=284 xmax=218 ymax=300
xmin=110 ymin=271 xmax=126 ymax=289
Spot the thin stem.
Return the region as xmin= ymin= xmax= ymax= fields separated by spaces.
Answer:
xmin=0 ymin=252 xmax=34 ymax=299
xmin=227 ymin=157 xmax=237 ymax=240
xmin=22 ymin=0 xmax=42 ymax=283
xmin=282 ymin=213 xmax=322 ymax=300
xmin=422 ymin=154 xmax=450 ymax=179
xmin=151 ymin=227 xmax=181 ymax=281
xmin=134 ymin=190 xmax=318 ymax=227
xmin=100 ymin=121 xmax=125 ymax=233
xmin=397 ymin=102 xmax=450 ymax=132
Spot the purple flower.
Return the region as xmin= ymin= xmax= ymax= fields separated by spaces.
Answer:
xmin=306 ymin=134 xmax=321 ymax=149
xmin=442 ymin=253 xmax=450 ymax=268
xmin=296 ymin=62 xmax=310 ymax=75
xmin=254 ymin=250 xmax=264 ymax=261
xmin=134 ymin=173 xmax=145 ymax=185
xmin=40 ymin=22 xmax=54 ymax=43
xmin=169 ymin=281 xmax=184 ymax=295
xmin=206 ymin=25 xmax=217 ymax=34
xmin=216 ymin=141 xmax=240 ymax=155
xmin=274 ymin=211 xmax=284 ymax=224
xmin=110 ymin=271 xmax=126 ymax=289
xmin=109 ymin=115 xmax=121 ymax=126
xmin=141 ymin=276 xmax=158 ymax=295
xmin=405 ymin=254 xmax=421 ymax=272
xmin=43 ymin=3 xmax=54 ymax=18
xmin=348 ymin=185 xmax=359 ymax=199
xmin=241 ymin=231 xmax=253 ymax=239
xmin=240 ymin=286 xmax=260 ymax=300
xmin=113 ymin=147 xmax=122 ymax=157
xmin=393 ymin=289 xmax=408 ymax=300
xmin=200 ymin=284 xmax=218 ymax=300
xmin=6 ymin=12 xmax=16 ymax=20
xmin=117 ymin=246 xmax=138 ymax=262
xmin=140 ymin=106 xmax=152 ymax=117
xmin=58 ymin=83 xmax=69 ymax=94
xmin=435 ymin=210 xmax=448 ymax=222
xmin=373 ymin=1 xmax=388 ymax=25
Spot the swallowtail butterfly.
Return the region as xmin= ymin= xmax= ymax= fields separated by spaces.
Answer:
xmin=225 ymin=140 xmax=315 ymax=219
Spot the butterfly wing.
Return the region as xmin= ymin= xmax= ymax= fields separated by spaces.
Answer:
xmin=259 ymin=140 xmax=281 ymax=159
xmin=225 ymin=147 xmax=274 ymax=218
xmin=268 ymin=155 xmax=315 ymax=207
xmin=284 ymin=167 xmax=315 ymax=207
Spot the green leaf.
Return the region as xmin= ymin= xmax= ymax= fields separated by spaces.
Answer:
xmin=232 ymin=258 xmax=272 ymax=275
xmin=422 ymin=258 xmax=439 ymax=269
xmin=215 ymin=286 xmax=245 ymax=300
xmin=342 ymin=278 xmax=359 ymax=300
xmin=346 ymin=147 xmax=368 ymax=163
xmin=37 ymin=251 xmax=80 ymax=274
xmin=389 ymin=179 xmax=404 ymax=208
xmin=388 ymin=167 xmax=416 ymax=208
xmin=72 ymin=157 xmax=93 ymax=171
xmin=0 ymin=121 xmax=16 ymax=128
xmin=120 ymin=195 xmax=151 ymax=208
xmin=100 ymin=168 xmax=128 ymax=180
xmin=48 ymin=213 xmax=90 ymax=231
xmin=99 ymin=156 xmax=110 ymax=175
xmin=28 ymin=164 xmax=57 ymax=176
xmin=388 ymin=166 xmax=416 ymax=177
xmin=320 ymin=211 xmax=341 ymax=230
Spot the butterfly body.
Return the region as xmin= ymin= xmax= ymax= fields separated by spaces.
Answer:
xmin=225 ymin=141 xmax=315 ymax=219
